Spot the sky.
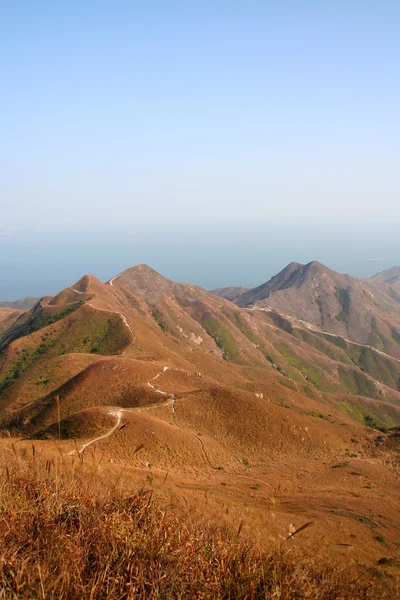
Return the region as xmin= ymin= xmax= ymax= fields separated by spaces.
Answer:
xmin=1 ymin=1 xmax=399 ymax=298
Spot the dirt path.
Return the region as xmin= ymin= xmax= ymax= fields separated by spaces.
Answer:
xmin=147 ymin=367 xmax=175 ymax=398
xmin=70 ymin=408 xmax=124 ymax=455
xmin=68 ymin=287 xmax=84 ymax=295
xmin=69 ymin=365 xmax=216 ymax=469
xmin=108 ymin=273 xmax=122 ymax=287
xmin=146 ymin=367 xmax=217 ymax=467
xmin=69 ymin=366 xmax=176 ymax=456
xmin=87 ymin=303 xmax=136 ymax=340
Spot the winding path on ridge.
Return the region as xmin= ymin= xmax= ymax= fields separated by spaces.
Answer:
xmin=66 ymin=363 xmax=267 ymax=479
xmin=86 ymin=302 xmax=136 ymax=341
xmin=70 ymin=367 xmax=175 ymax=456
xmin=147 ymin=367 xmax=175 ymax=405
xmin=69 ymin=366 xmax=219 ymax=470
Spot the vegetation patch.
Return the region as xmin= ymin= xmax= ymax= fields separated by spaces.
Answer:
xmin=0 ymin=339 xmax=56 ymax=394
xmin=335 ymin=399 xmax=397 ymax=430
xmin=202 ymin=317 xmax=237 ymax=359
xmin=152 ymin=308 xmax=170 ymax=333
xmin=316 ymin=296 xmax=324 ymax=326
xmin=315 ymin=331 xmax=400 ymax=389
xmin=305 ymin=410 xmax=330 ymax=421
xmin=268 ymin=312 xmax=293 ymax=333
xmin=19 ymin=303 xmax=83 ymax=337
xmin=335 ymin=287 xmax=351 ymax=323
xmin=276 ymin=343 xmax=333 ymax=392
xmin=337 ymin=366 xmax=377 ymax=398
xmin=0 ymin=311 xmax=130 ymax=396
xmin=293 ymin=329 xmax=353 ymax=365
xmin=232 ymin=313 xmax=260 ymax=345
xmin=376 ymin=535 xmax=387 ymax=545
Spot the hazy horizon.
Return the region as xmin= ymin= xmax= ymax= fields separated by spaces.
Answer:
xmin=1 ymin=220 xmax=399 ymax=300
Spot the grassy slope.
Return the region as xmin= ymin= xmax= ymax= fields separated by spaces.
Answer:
xmin=0 ymin=446 xmax=396 ymax=599
xmin=0 ymin=305 xmax=131 ymax=399
xmin=1 ymin=282 xmax=400 ymax=591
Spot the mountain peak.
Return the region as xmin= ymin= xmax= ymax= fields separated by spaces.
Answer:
xmin=235 ymin=260 xmax=344 ymax=309
xmin=125 ymin=264 xmax=170 ymax=278
xmin=300 ymin=260 xmax=335 ymax=278
xmin=305 ymin=260 xmax=325 ymax=270
xmin=73 ymin=274 xmax=102 ymax=293
xmin=286 ymin=261 xmax=304 ymax=270
xmin=49 ymin=274 xmax=104 ymax=305
xmin=111 ymin=264 xmax=174 ymax=304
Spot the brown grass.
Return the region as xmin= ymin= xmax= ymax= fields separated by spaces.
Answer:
xmin=0 ymin=446 xmax=397 ymax=599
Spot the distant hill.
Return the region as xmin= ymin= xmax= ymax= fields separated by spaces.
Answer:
xmin=372 ymin=266 xmax=400 ymax=285
xmin=234 ymin=261 xmax=308 ymax=307
xmin=218 ymin=261 xmax=400 ymax=358
xmin=0 ymin=296 xmax=39 ymax=310
xmin=210 ymin=286 xmax=249 ymax=301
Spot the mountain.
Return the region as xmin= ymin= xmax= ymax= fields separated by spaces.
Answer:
xmin=225 ymin=261 xmax=400 ymax=359
xmin=372 ymin=266 xmax=400 ymax=285
xmin=2 ymin=262 xmax=400 ymax=426
xmin=107 ymin=264 xmax=202 ymax=304
xmin=234 ymin=261 xmax=305 ymax=306
xmin=210 ymin=286 xmax=249 ymax=301
xmin=0 ymin=296 xmax=39 ymax=309
xmin=1 ymin=263 xmax=400 ymax=571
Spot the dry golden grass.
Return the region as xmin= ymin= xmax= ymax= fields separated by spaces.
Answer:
xmin=0 ymin=445 xmax=397 ymax=599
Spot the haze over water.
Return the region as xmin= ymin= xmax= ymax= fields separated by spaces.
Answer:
xmin=1 ymin=220 xmax=399 ymax=300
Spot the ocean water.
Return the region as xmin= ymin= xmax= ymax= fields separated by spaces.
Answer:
xmin=0 ymin=221 xmax=399 ymax=301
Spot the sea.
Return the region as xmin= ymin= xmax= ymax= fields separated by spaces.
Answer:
xmin=1 ymin=221 xmax=399 ymax=301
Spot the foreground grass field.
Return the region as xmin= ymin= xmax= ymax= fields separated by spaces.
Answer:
xmin=0 ymin=445 xmax=398 ymax=599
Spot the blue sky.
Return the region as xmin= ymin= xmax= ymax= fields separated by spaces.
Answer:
xmin=1 ymin=2 xmax=399 ymax=297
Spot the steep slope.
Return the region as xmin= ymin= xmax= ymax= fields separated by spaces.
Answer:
xmin=235 ymin=261 xmax=305 ymax=306
xmin=107 ymin=264 xmax=262 ymax=360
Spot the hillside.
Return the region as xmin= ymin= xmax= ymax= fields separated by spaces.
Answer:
xmin=0 ymin=307 xmax=23 ymax=335
xmin=2 ymin=448 xmax=395 ymax=599
xmin=1 ymin=263 xmax=400 ymax=582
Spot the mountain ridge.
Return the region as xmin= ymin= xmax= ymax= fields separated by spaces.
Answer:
xmin=1 ymin=261 xmax=400 ymax=570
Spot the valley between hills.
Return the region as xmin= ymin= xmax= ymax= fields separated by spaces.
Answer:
xmin=1 ymin=261 xmax=400 ymax=592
